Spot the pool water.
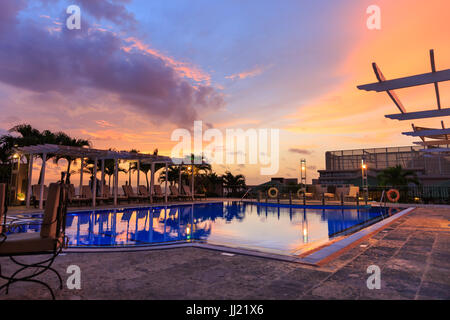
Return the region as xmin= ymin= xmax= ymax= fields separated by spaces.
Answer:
xmin=11 ymin=202 xmax=401 ymax=255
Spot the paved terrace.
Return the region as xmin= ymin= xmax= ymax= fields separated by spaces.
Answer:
xmin=0 ymin=207 xmax=449 ymax=300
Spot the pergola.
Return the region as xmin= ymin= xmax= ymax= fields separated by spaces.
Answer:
xmin=15 ymin=144 xmax=198 ymax=209
xmin=357 ymin=49 xmax=450 ymax=153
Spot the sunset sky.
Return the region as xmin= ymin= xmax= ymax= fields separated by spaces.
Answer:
xmin=1 ymin=0 xmax=449 ymax=185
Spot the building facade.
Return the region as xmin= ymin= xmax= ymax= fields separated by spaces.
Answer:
xmin=318 ymin=146 xmax=450 ymax=186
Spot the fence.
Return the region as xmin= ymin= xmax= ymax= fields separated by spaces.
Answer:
xmin=242 ymin=184 xmax=450 ymax=205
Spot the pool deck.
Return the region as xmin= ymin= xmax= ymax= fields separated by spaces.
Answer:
xmin=1 ymin=206 xmax=449 ymax=300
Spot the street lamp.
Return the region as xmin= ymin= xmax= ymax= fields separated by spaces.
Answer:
xmin=361 ymin=158 xmax=368 ymax=204
xmin=300 ymin=159 xmax=306 ymax=187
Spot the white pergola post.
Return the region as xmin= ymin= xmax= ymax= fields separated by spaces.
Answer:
xmin=178 ymin=165 xmax=182 ymax=193
xmin=128 ymin=162 xmax=131 ymax=186
xmin=26 ymin=154 xmax=34 ymax=208
xmin=137 ymin=160 xmax=140 ymax=192
xmin=39 ymin=153 xmax=47 ymax=210
xmin=114 ymin=158 xmax=118 ymax=206
xmin=191 ymin=164 xmax=195 ymax=201
xmin=92 ymin=157 xmax=98 ymax=207
xmin=79 ymin=157 xmax=84 ymax=197
xmin=100 ymin=159 xmax=105 ymax=197
xmin=150 ymin=162 xmax=155 ymax=204
xmin=164 ymin=163 xmax=168 ymax=203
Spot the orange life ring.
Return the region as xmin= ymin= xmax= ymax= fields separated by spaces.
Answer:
xmin=386 ymin=189 xmax=400 ymax=203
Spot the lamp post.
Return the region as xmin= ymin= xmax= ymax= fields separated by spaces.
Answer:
xmin=300 ymin=159 xmax=306 ymax=187
xmin=361 ymin=158 xmax=368 ymax=205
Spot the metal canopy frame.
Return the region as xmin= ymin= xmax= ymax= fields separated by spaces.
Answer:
xmin=357 ymin=49 xmax=449 ymax=155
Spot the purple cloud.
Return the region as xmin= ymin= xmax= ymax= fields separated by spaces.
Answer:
xmin=0 ymin=0 xmax=26 ymax=33
xmin=0 ymin=2 xmax=224 ymax=126
xmin=77 ymin=0 xmax=136 ymax=26
xmin=288 ymin=148 xmax=312 ymax=155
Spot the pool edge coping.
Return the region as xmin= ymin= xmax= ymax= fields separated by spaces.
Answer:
xmin=300 ymin=206 xmax=416 ymax=265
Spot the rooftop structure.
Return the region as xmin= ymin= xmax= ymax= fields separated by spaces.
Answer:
xmin=318 ymin=146 xmax=450 ymax=186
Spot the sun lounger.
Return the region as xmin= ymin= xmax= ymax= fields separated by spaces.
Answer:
xmin=154 ymin=184 xmax=176 ymax=201
xmin=103 ymin=186 xmax=127 ymax=203
xmin=170 ymin=185 xmax=190 ymax=200
xmin=32 ymin=184 xmax=48 ymax=207
xmin=123 ymin=185 xmax=146 ymax=202
xmin=324 ymin=185 xmax=336 ymax=200
xmin=344 ymin=186 xmax=360 ymax=201
xmin=67 ymin=184 xmax=89 ymax=206
xmin=183 ymin=185 xmax=206 ymax=200
xmin=303 ymin=185 xmax=315 ymax=199
xmin=81 ymin=185 xmax=108 ymax=205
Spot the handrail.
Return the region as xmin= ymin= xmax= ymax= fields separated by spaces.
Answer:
xmin=380 ymin=189 xmax=385 ymax=206
xmin=241 ymin=187 xmax=252 ymax=200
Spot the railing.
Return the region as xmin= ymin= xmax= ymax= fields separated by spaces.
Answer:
xmin=243 ymin=184 xmax=450 ymax=205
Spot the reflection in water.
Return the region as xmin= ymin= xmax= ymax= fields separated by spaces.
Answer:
xmin=11 ymin=202 xmax=399 ymax=255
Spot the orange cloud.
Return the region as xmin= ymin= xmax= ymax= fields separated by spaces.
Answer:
xmin=122 ymin=37 xmax=211 ymax=84
xmin=286 ymin=0 xmax=450 ymax=147
xmin=225 ymin=66 xmax=266 ymax=80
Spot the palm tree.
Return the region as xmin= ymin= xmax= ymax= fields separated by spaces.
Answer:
xmin=7 ymin=124 xmax=57 ymax=183
xmin=53 ymin=131 xmax=91 ymax=181
xmin=129 ymin=149 xmax=165 ymax=190
xmin=222 ymin=171 xmax=246 ymax=196
xmin=1 ymin=124 xmax=91 ymax=184
xmin=377 ymin=165 xmax=419 ymax=187
xmin=158 ymin=166 xmax=183 ymax=186
xmin=204 ymin=172 xmax=223 ymax=196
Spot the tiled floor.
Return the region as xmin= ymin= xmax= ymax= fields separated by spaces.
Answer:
xmin=0 ymin=207 xmax=449 ymax=300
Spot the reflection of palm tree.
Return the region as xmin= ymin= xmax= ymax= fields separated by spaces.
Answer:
xmin=223 ymin=202 xmax=245 ymax=221
xmin=377 ymin=165 xmax=419 ymax=187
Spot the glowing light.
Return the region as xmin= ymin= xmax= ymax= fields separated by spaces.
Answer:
xmin=301 ymin=166 xmax=306 ymax=171
xmin=12 ymin=153 xmax=19 ymax=159
xmin=17 ymin=193 xmax=25 ymax=201
xmin=186 ymin=227 xmax=191 ymax=234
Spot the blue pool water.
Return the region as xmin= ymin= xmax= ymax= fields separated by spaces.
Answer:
xmin=11 ymin=202 xmax=401 ymax=255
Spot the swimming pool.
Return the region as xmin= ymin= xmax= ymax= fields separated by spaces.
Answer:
xmin=10 ymin=202 xmax=402 ymax=256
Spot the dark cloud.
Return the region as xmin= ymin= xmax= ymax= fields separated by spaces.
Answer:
xmin=288 ymin=148 xmax=312 ymax=155
xmin=77 ymin=0 xmax=136 ymax=26
xmin=0 ymin=0 xmax=26 ymax=33
xmin=0 ymin=2 xmax=224 ymax=126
